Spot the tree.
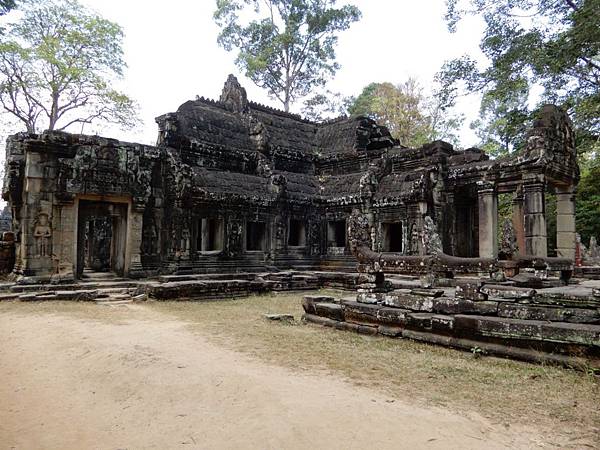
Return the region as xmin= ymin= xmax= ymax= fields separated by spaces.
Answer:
xmin=576 ymin=165 xmax=600 ymax=245
xmin=439 ymin=0 xmax=600 ymax=157
xmin=347 ymin=79 xmax=464 ymax=147
xmin=0 ymin=0 xmax=15 ymax=15
xmin=0 ymin=0 xmax=138 ymax=134
xmin=214 ymin=0 xmax=361 ymax=112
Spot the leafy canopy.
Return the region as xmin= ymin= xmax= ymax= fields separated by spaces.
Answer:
xmin=0 ymin=0 xmax=138 ymax=133
xmin=439 ymin=0 xmax=600 ymax=159
xmin=214 ymin=0 xmax=361 ymax=112
xmin=347 ymin=79 xmax=464 ymax=148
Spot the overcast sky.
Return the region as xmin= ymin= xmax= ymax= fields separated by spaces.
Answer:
xmin=75 ymin=0 xmax=485 ymax=146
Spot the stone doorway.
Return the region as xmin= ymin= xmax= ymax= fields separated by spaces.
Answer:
xmin=76 ymin=200 xmax=128 ymax=279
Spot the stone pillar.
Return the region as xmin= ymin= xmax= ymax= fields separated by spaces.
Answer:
xmin=523 ymin=177 xmax=547 ymax=257
xmin=446 ymin=191 xmax=457 ymax=255
xmin=127 ymin=206 xmax=144 ymax=276
xmin=555 ymin=185 xmax=576 ymax=260
xmin=512 ymin=188 xmax=525 ymax=255
xmin=477 ymin=182 xmax=498 ymax=258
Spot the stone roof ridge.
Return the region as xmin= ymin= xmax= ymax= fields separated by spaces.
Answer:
xmin=247 ymin=100 xmax=315 ymax=124
xmin=194 ymin=95 xmax=223 ymax=108
xmin=317 ymin=115 xmax=350 ymax=126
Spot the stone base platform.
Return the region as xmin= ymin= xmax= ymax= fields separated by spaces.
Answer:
xmin=302 ymin=281 xmax=600 ymax=370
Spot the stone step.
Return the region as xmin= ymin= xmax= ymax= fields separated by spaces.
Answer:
xmin=96 ymin=299 xmax=133 ymax=306
xmin=10 ymin=280 xmax=140 ymax=293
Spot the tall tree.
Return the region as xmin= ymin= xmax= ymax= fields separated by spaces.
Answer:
xmin=0 ymin=0 xmax=138 ymax=133
xmin=439 ymin=0 xmax=600 ymax=157
xmin=347 ymin=79 xmax=464 ymax=147
xmin=214 ymin=0 xmax=361 ymax=112
xmin=0 ymin=0 xmax=15 ymax=15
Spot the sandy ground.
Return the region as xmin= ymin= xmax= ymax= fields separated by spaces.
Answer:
xmin=0 ymin=304 xmax=552 ymax=450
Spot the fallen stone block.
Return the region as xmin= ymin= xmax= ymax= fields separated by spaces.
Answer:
xmin=379 ymin=293 xmax=434 ymax=312
xmin=302 ymin=295 xmax=335 ymax=314
xmin=454 ymin=315 xmax=543 ymax=341
xmin=498 ymin=303 xmax=600 ymax=324
xmin=264 ymin=314 xmax=295 ymax=322
xmin=455 ymin=283 xmax=488 ymax=301
xmin=431 ymin=315 xmax=454 ymax=333
xmin=406 ymin=313 xmax=434 ymax=330
xmin=531 ymin=292 xmax=600 ymax=308
xmin=540 ymin=322 xmax=600 ymax=346
xmin=314 ymin=302 xmax=344 ymax=321
xmin=357 ymin=325 xmax=378 ymax=336
xmin=481 ymin=284 xmax=536 ymax=300
xmin=377 ymin=325 xmax=403 ymax=337
xmin=432 ymin=297 xmax=498 ymax=315
xmin=376 ymin=307 xmax=410 ymax=326
xmin=410 ymin=289 xmax=444 ymax=298
xmin=341 ymin=300 xmax=381 ymax=325
xmin=334 ymin=321 xmax=360 ymax=333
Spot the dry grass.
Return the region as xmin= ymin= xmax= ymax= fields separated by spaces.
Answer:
xmin=1 ymin=293 xmax=598 ymax=444
xmin=149 ymin=291 xmax=599 ymax=441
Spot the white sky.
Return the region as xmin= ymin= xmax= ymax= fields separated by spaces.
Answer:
xmin=25 ymin=0 xmax=488 ymax=147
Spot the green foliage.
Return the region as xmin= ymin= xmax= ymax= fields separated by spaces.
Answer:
xmin=0 ymin=0 xmax=138 ymax=133
xmin=0 ymin=0 xmax=15 ymax=15
xmin=214 ymin=0 xmax=361 ymax=112
xmin=440 ymin=0 xmax=600 ymax=157
xmin=576 ymin=165 xmax=600 ymax=245
xmin=347 ymin=79 xmax=464 ymax=147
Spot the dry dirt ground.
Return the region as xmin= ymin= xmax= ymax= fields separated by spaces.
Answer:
xmin=0 ymin=293 xmax=598 ymax=450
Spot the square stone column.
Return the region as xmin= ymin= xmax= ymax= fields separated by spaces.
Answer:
xmin=477 ymin=182 xmax=498 ymax=258
xmin=511 ymin=188 xmax=525 ymax=255
xmin=556 ymin=185 xmax=576 ymax=260
xmin=523 ymin=178 xmax=547 ymax=257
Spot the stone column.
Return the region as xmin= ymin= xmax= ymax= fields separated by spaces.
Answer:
xmin=126 ymin=205 xmax=144 ymax=277
xmin=512 ymin=188 xmax=525 ymax=255
xmin=477 ymin=182 xmax=498 ymax=258
xmin=446 ymin=191 xmax=457 ymax=255
xmin=555 ymin=185 xmax=576 ymax=260
xmin=523 ymin=177 xmax=547 ymax=257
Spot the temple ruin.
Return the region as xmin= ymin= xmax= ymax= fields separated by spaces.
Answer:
xmin=1 ymin=75 xmax=598 ymax=367
xmin=1 ymin=75 xmax=580 ymax=281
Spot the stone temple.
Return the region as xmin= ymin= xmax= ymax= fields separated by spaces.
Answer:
xmin=1 ymin=75 xmax=579 ymax=282
xmin=2 ymin=75 xmax=598 ymax=368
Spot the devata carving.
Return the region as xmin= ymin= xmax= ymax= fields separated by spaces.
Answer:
xmin=33 ymin=213 xmax=51 ymax=258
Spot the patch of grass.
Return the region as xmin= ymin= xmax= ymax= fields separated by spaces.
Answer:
xmin=149 ymin=291 xmax=599 ymax=440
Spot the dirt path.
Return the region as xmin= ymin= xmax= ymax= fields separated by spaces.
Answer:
xmin=0 ymin=304 xmax=548 ymax=449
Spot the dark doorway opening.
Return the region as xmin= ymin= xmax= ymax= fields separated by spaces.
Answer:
xmin=77 ymin=200 xmax=128 ymax=278
xmin=382 ymin=222 xmax=403 ymax=252
xmin=246 ymin=221 xmax=267 ymax=251
xmin=327 ymin=220 xmax=346 ymax=248
xmin=288 ymin=219 xmax=306 ymax=247
xmin=197 ymin=218 xmax=224 ymax=252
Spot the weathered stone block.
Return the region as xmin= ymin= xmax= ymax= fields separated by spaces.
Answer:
xmin=455 ymin=283 xmax=488 ymax=301
xmin=377 ymin=325 xmax=403 ymax=337
xmin=302 ymin=295 xmax=335 ymax=314
xmin=432 ymin=297 xmax=498 ymax=315
xmin=406 ymin=313 xmax=434 ymax=329
xmin=341 ymin=300 xmax=381 ymax=325
xmin=410 ymin=288 xmax=444 ymax=297
xmin=454 ymin=315 xmax=543 ymax=341
xmin=480 ymin=284 xmax=535 ymax=299
xmin=431 ymin=315 xmax=454 ymax=333
xmin=314 ymin=302 xmax=344 ymax=321
xmin=380 ymin=293 xmax=434 ymax=311
xmin=498 ymin=303 xmax=600 ymax=324
xmin=376 ymin=307 xmax=410 ymax=326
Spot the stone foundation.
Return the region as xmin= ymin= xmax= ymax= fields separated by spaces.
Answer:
xmin=302 ymin=282 xmax=600 ymax=369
